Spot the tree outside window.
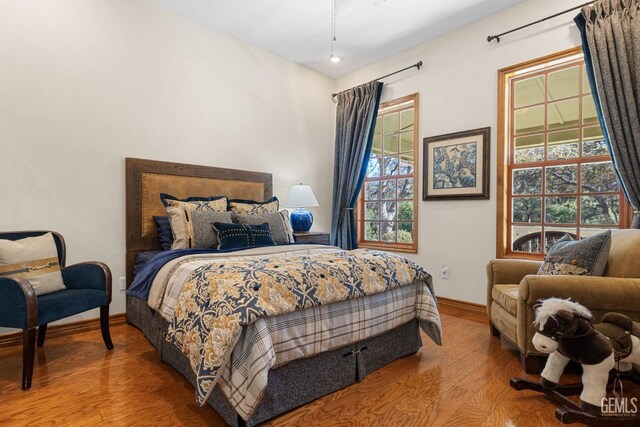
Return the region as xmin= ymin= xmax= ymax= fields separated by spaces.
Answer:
xmin=357 ymin=94 xmax=419 ymax=253
xmin=498 ymin=49 xmax=628 ymax=257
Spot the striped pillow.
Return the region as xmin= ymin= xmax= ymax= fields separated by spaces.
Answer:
xmin=232 ymin=210 xmax=294 ymax=245
xmin=166 ymin=207 xmax=233 ymax=249
xmin=0 ymin=233 xmax=66 ymax=295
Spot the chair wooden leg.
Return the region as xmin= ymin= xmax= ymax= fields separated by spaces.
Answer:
xmin=489 ymin=322 xmax=500 ymax=337
xmin=22 ymin=328 xmax=36 ymax=390
xmin=37 ymin=324 xmax=47 ymax=348
xmin=100 ymin=305 xmax=114 ymax=350
xmin=520 ymin=352 xmax=546 ymax=374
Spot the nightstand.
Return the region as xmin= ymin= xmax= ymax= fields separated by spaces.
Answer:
xmin=293 ymin=231 xmax=330 ymax=245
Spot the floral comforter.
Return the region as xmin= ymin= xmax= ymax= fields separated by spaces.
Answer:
xmin=166 ymin=248 xmax=441 ymax=405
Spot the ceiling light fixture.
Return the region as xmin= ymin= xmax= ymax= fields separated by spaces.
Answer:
xmin=329 ymin=0 xmax=341 ymax=63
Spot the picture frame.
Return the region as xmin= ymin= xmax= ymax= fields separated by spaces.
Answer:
xmin=422 ymin=127 xmax=490 ymax=200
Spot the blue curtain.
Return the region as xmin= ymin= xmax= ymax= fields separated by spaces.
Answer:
xmin=330 ymin=81 xmax=383 ymax=249
xmin=575 ymin=1 xmax=640 ymax=228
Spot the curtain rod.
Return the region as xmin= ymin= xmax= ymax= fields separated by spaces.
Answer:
xmin=487 ymin=1 xmax=594 ymax=43
xmin=331 ymin=61 xmax=423 ymax=98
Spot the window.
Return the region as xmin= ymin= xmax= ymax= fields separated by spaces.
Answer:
xmin=497 ymin=48 xmax=629 ymax=258
xmin=357 ymin=93 xmax=419 ymax=253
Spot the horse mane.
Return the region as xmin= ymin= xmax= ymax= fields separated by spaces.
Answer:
xmin=533 ymin=298 xmax=594 ymax=329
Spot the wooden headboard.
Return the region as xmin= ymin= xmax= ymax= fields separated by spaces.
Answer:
xmin=125 ymin=157 xmax=272 ymax=286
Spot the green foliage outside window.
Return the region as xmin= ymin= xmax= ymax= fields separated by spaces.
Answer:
xmin=360 ymin=97 xmax=417 ymax=248
xmin=508 ymin=60 xmax=622 ymax=254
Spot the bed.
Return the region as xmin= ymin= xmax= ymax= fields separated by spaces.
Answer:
xmin=124 ymin=157 xmax=442 ymax=426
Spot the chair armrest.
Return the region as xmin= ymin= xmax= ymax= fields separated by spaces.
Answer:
xmin=517 ymin=275 xmax=640 ymax=354
xmin=486 ymin=259 xmax=542 ymax=316
xmin=520 ymin=275 xmax=640 ymax=310
xmin=0 ymin=277 xmax=37 ymax=329
xmin=61 ymin=262 xmax=112 ymax=304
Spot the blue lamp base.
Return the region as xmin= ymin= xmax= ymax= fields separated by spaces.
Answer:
xmin=290 ymin=208 xmax=313 ymax=232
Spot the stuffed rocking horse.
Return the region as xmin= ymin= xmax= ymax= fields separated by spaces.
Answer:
xmin=510 ymin=298 xmax=640 ymax=425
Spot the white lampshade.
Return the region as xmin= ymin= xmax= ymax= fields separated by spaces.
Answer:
xmin=284 ymin=184 xmax=319 ymax=208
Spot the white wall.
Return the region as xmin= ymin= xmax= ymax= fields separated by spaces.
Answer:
xmin=0 ymin=0 xmax=591 ymax=325
xmin=0 ymin=0 xmax=335 ymax=326
xmin=336 ymin=0 xmax=586 ymax=304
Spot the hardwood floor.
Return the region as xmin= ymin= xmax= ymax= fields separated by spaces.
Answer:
xmin=0 ymin=306 xmax=637 ymax=426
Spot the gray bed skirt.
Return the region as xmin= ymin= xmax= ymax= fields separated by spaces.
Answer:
xmin=126 ymin=295 xmax=422 ymax=426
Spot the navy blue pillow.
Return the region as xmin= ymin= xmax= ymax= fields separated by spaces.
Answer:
xmin=153 ymin=216 xmax=173 ymax=251
xmin=160 ymin=193 xmax=227 ymax=207
xmin=212 ymin=222 xmax=275 ymax=250
xmin=227 ymin=196 xmax=279 ymax=205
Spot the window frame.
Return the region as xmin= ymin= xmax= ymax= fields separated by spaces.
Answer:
xmin=356 ymin=93 xmax=419 ymax=254
xmin=497 ymin=47 xmax=631 ymax=259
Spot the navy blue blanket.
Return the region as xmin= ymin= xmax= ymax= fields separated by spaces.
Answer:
xmin=127 ymin=244 xmax=303 ymax=300
xmin=132 ymin=251 xmax=162 ymax=277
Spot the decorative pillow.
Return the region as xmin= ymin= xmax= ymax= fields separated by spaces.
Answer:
xmin=153 ymin=216 xmax=173 ymax=251
xmin=538 ymin=230 xmax=611 ymax=276
xmin=232 ymin=210 xmax=294 ymax=245
xmin=160 ymin=193 xmax=228 ymax=212
xmin=228 ymin=196 xmax=279 ymax=215
xmin=166 ymin=207 xmax=233 ymax=249
xmin=0 ymin=233 xmax=66 ymax=295
xmin=212 ymin=222 xmax=276 ymax=250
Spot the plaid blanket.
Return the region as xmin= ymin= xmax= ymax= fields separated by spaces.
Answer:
xmin=218 ymin=282 xmax=440 ymax=419
xmin=165 ymin=248 xmax=441 ymax=409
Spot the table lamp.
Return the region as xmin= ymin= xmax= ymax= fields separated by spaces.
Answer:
xmin=284 ymin=184 xmax=319 ymax=232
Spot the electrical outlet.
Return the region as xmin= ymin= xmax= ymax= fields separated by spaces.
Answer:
xmin=440 ymin=265 xmax=449 ymax=280
xmin=119 ymin=277 xmax=126 ymax=291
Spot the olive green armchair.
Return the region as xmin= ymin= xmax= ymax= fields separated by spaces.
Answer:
xmin=486 ymin=229 xmax=640 ymax=373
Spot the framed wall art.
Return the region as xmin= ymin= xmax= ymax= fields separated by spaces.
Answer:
xmin=423 ymin=127 xmax=490 ymax=200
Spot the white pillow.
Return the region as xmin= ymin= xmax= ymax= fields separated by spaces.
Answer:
xmin=0 ymin=233 xmax=66 ymax=295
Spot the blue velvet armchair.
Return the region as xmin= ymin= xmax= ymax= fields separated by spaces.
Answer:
xmin=0 ymin=231 xmax=113 ymax=390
